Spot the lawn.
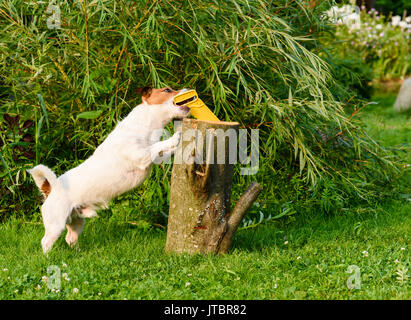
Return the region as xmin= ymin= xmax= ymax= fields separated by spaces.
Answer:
xmin=0 ymin=93 xmax=409 ymax=300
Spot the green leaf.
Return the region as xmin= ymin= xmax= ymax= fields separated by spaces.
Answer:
xmin=77 ymin=110 xmax=103 ymax=120
xmin=0 ymin=151 xmax=13 ymax=182
xmin=37 ymin=93 xmax=49 ymax=129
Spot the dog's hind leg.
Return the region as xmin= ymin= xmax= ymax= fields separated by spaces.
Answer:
xmin=65 ymin=216 xmax=85 ymax=247
xmin=41 ymin=196 xmax=72 ymax=254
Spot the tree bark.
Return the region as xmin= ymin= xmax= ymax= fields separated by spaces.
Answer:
xmin=165 ymin=118 xmax=262 ymax=254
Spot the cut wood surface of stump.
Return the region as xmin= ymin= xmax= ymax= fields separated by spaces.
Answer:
xmin=165 ymin=118 xmax=262 ymax=254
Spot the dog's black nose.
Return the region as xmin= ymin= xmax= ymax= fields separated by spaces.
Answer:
xmin=179 ymin=105 xmax=190 ymax=113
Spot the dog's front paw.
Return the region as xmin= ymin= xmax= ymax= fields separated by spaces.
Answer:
xmin=170 ymin=131 xmax=182 ymax=148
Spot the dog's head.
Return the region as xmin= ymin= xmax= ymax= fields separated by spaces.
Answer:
xmin=136 ymin=86 xmax=190 ymax=120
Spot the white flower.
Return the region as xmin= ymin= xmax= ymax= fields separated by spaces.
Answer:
xmin=62 ymin=263 xmax=67 ymax=268
xmin=401 ymin=247 xmax=405 ymax=251
xmin=35 ymin=285 xmax=41 ymax=291
xmin=324 ymin=6 xmax=340 ymax=22
xmin=284 ymin=241 xmax=289 ymax=245
xmin=73 ymin=288 xmax=79 ymax=294
xmin=297 ymin=256 xmax=302 ymax=260
xmin=98 ymin=292 xmax=102 ymax=296
xmin=376 ymin=24 xmax=382 ymax=30
xmin=342 ymin=4 xmax=354 ymax=15
xmin=41 ymin=276 xmax=48 ymax=283
xmin=362 ymin=250 xmax=369 ymax=257
xmin=405 ymin=17 xmax=411 ymax=23
xmin=392 ymin=16 xmax=401 ymax=27
xmin=394 ymin=259 xmax=399 ymax=264
xmin=399 ymin=21 xmax=407 ymax=29
xmin=324 ymin=4 xmax=359 ymax=26
xmin=344 ymin=13 xmax=361 ymax=30
xmin=14 ymin=290 xmax=18 ymax=293
xmin=185 ymin=282 xmax=191 ymax=287
xmin=2 ymin=268 xmax=8 ymax=272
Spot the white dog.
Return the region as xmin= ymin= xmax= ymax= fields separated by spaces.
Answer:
xmin=29 ymin=87 xmax=190 ymax=253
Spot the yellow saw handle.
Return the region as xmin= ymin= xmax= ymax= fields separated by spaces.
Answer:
xmin=173 ymin=89 xmax=220 ymax=122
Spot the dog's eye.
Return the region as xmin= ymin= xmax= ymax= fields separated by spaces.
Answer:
xmin=164 ymin=88 xmax=172 ymax=93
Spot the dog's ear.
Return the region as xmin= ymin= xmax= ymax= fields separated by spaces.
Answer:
xmin=136 ymin=86 xmax=152 ymax=99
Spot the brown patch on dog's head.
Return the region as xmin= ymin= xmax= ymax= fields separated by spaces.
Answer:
xmin=136 ymin=87 xmax=180 ymax=105
xmin=136 ymin=86 xmax=152 ymax=98
xmin=41 ymin=179 xmax=51 ymax=199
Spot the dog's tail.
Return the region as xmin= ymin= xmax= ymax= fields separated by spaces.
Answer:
xmin=28 ymin=164 xmax=59 ymax=199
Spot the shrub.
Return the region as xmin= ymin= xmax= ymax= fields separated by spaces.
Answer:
xmin=0 ymin=0 xmax=401 ymax=221
xmin=324 ymin=4 xmax=411 ymax=80
xmin=322 ymin=50 xmax=374 ymax=99
xmin=375 ymin=0 xmax=411 ymax=17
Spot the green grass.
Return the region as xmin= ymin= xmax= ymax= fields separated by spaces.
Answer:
xmin=360 ymin=93 xmax=411 ymax=162
xmin=0 ymin=92 xmax=409 ymax=300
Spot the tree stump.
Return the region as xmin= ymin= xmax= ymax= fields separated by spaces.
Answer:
xmin=165 ymin=118 xmax=262 ymax=254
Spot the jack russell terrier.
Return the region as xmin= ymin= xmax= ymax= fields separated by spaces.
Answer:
xmin=29 ymin=87 xmax=190 ymax=253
